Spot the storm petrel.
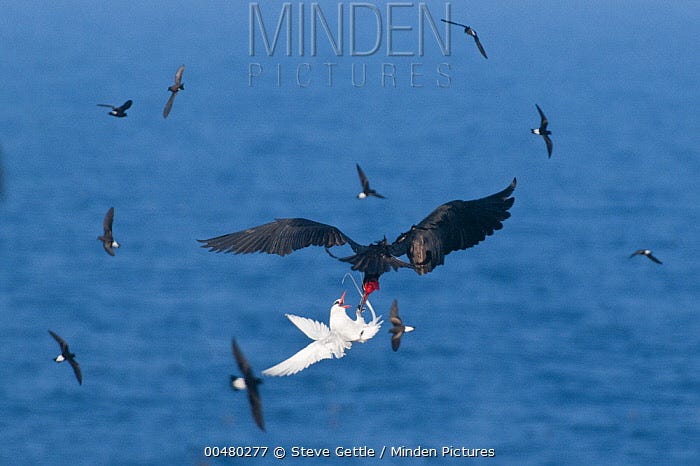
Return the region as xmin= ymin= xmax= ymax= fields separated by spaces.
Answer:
xmin=441 ymin=19 xmax=488 ymax=59
xmin=199 ymin=179 xmax=516 ymax=308
xmin=531 ymin=104 xmax=553 ymax=158
xmin=48 ymin=330 xmax=82 ymax=385
xmin=356 ymin=163 xmax=385 ymax=199
xmin=263 ymin=291 xmax=382 ymax=376
xmin=97 ymin=207 xmax=119 ymax=256
xmin=388 ymin=299 xmax=414 ymax=352
xmin=97 ymin=100 xmax=132 ymax=118
xmin=630 ymin=249 xmax=662 ymax=264
xmin=231 ymin=338 xmax=265 ymax=431
xmin=163 ymin=64 xmax=185 ymax=118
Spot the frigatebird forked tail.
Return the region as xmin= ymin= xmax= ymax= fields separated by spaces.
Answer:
xmin=198 ymin=178 xmax=516 ymax=300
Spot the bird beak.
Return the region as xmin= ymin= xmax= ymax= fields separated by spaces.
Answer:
xmin=339 ymin=290 xmax=350 ymax=308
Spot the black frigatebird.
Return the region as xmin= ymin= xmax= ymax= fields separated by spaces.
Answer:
xmin=199 ymin=179 xmax=516 ymax=307
xmin=531 ymin=104 xmax=553 ymax=158
xmin=231 ymin=338 xmax=265 ymax=431
xmin=97 ymin=100 xmax=132 ymax=118
xmin=388 ymin=299 xmax=414 ymax=352
xmin=48 ymin=330 xmax=82 ymax=385
xmin=356 ymin=163 xmax=385 ymax=199
xmin=163 ymin=64 xmax=185 ymax=118
xmin=97 ymin=207 xmax=119 ymax=256
xmin=441 ymin=19 xmax=488 ymax=59
xmin=630 ymin=249 xmax=662 ymax=264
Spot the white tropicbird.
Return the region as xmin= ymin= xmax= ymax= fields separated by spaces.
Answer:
xmin=263 ymin=291 xmax=382 ymax=376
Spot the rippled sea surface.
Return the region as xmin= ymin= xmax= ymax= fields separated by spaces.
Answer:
xmin=1 ymin=1 xmax=698 ymax=465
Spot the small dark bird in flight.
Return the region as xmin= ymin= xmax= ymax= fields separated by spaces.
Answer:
xmin=163 ymin=64 xmax=185 ymax=118
xmin=97 ymin=100 xmax=132 ymax=118
xmin=388 ymin=300 xmax=414 ymax=352
xmin=356 ymin=163 xmax=385 ymax=199
xmin=199 ymin=179 xmax=516 ymax=308
xmin=531 ymin=104 xmax=553 ymax=158
xmin=441 ymin=19 xmax=488 ymax=59
xmin=97 ymin=207 xmax=120 ymax=256
xmin=231 ymin=338 xmax=265 ymax=431
xmin=48 ymin=330 xmax=82 ymax=385
xmin=630 ymin=249 xmax=662 ymax=264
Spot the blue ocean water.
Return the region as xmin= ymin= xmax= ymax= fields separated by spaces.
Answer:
xmin=1 ymin=1 xmax=698 ymax=464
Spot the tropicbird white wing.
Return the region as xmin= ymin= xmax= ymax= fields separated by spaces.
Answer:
xmin=356 ymin=312 xmax=383 ymax=343
xmin=286 ymin=314 xmax=331 ymax=340
xmin=262 ymin=333 xmax=351 ymax=376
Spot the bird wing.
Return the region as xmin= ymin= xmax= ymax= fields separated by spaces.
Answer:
xmin=246 ymin=381 xmax=265 ymax=431
xmin=356 ymin=163 xmax=370 ymax=191
xmin=543 ymin=134 xmax=553 ymax=158
xmin=262 ymin=334 xmax=351 ymax=376
xmin=391 ymin=331 xmax=402 ymax=351
xmin=163 ymin=92 xmax=177 ymax=118
xmin=68 ymin=358 xmax=82 ymax=385
xmin=174 ymin=65 xmax=185 ymax=85
xmin=389 ymin=299 xmax=400 ymax=321
xmin=392 ymin=178 xmax=516 ymax=274
xmin=357 ymin=316 xmax=382 ymax=342
xmin=48 ymin=330 xmax=68 ymax=352
xmin=629 ymin=250 xmax=643 ymax=258
xmin=647 ymin=253 xmax=662 ymax=264
xmin=337 ymin=244 xmax=414 ymax=274
xmin=286 ymin=314 xmax=331 ymax=341
xmin=472 ymin=34 xmax=488 ymax=59
xmin=198 ymin=218 xmax=357 ymax=256
xmin=96 ymin=104 xmax=115 ymax=108
xmin=231 ymin=338 xmax=253 ymax=376
xmin=102 ymin=243 xmax=115 ymax=256
xmin=535 ymin=104 xmax=548 ymax=129
xmin=232 ymin=339 xmax=265 ymax=430
xmin=103 ymin=207 xmax=114 ymax=235
xmin=441 ymin=18 xmax=468 ymax=29
xmin=119 ymin=100 xmax=133 ymax=111
xmin=351 ymin=303 xmax=383 ymax=343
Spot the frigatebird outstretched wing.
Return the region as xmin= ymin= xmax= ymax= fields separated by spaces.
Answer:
xmin=199 ymin=178 xmax=516 ymax=277
xmin=198 ymin=218 xmax=359 ymax=256
xmin=391 ymin=178 xmax=516 ymax=274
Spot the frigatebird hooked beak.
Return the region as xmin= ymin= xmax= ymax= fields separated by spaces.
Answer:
xmin=198 ymin=178 xmax=516 ymax=303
